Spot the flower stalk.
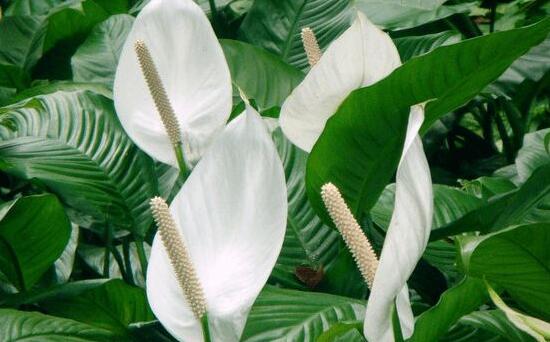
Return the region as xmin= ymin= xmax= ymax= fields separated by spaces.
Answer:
xmin=321 ymin=183 xmax=379 ymax=289
xmin=301 ymin=27 xmax=322 ymax=67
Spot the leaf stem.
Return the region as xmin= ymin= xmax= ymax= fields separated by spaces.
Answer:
xmin=122 ymin=238 xmax=135 ymax=285
xmin=200 ymin=314 xmax=212 ymax=342
xmin=103 ymin=225 xmax=112 ymax=278
xmin=134 ymin=236 xmax=148 ymax=280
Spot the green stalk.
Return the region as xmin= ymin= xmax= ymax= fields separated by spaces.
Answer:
xmin=103 ymin=225 xmax=112 ymax=278
xmin=134 ymin=236 xmax=148 ymax=280
xmin=122 ymin=238 xmax=135 ymax=285
xmin=200 ymin=314 xmax=212 ymax=342
xmin=173 ymin=143 xmax=189 ymax=179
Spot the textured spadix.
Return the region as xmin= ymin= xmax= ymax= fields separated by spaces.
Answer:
xmin=114 ymin=0 xmax=231 ymax=168
xmin=301 ymin=27 xmax=322 ymax=67
xmin=321 ymin=183 xmax=378 ymax=289
xmin=279 ymin=9 xmax=433 ymax=342
xmin=146 ymin=104 xmax=287 ymax=341
xmin=149 ymin=196 xmax=205 ymax=319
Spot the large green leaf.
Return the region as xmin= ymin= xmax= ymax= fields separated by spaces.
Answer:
xmin=5 ymin=0 xmax=64 ymax=16
xmin=516 ymin=128 xmax=550 ymax=182
xmin=433 ymin=163 xmax=550 ymax=240
xmin=0 ymin=15 xmax=46 ymax=71
xmin=0 ymin=308 xmax=120 ymax=341
xmin=410 ymin=277 xmax=488 ymax=342
xmin=241 ymin=286 xmax=364 ymax=341
xmin=0 ymin=90 xmax=158 ymax=236
xmin=356 ymin=0 xmax=473 ymax=30
xmin=221 ymin=39 xmax=304 ymax=111
xmin=270 ymin=130 xmax=340 ymax=290
xmin=394 ymin=31 xmax=461 ymax=62
xmin=238 ymin=0 xmax=354 ymax=70
xmin=71 ymin=14 xmax=134 ymax=90
xmin=461 ymin=310 xmax=537 ymax=342
xmin=458 ymin=223 xmax=550 ymax=320
xmin=306 ymin=19 xmax=550 ymax=224
xmin=0 ymin=194 xmax=71 ymax=291
xmin=39 ymin=279 xmax=154 ymax=336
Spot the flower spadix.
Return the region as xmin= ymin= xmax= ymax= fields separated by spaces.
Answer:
xmin=281 ymin=11 xmax=433 ymax=342
xmin=146 ymin=104 xmax=287 ymax=341
xmin=114 ymin=0 xmax=231 ymax=168
xmin=321 ymin=183 xmax=378 ymax=289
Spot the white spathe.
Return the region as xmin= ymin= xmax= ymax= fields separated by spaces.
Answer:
xmin=364 ymin=107 xmax=433 ymax=341
xmin=114 ymin=0 xmax=232 ymax=168
xmin=279 ymin=10 xmax=433 ymax=341
xmin=146 ymin=105 xmax=288 ymax=341
xmin=279 ymin=11 xmax=401 ymax=153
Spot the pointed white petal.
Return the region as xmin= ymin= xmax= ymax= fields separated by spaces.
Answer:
xmin=279 ymin=11 xmax=401 ymax=152
xmin=114 ymin=0 xmax=232 ymax=167
xmin=364 ymin=107 xmax=433 ymax=341
xmin=147 ymin=105 xmax=288 ymax=341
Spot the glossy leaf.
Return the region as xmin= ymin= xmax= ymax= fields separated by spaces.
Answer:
xmin=516 ymin=128 xmax=550 ymax=182
xmin=0 ymin=90 xmax=158 ymax=236
xmin=39 ymin=279 xmax=155 ymax=336
xmin=0 ymin=194 xmax=71 ymax=291
xmin=241 ymin=286 xmax=365 ymax=341
xmin=0 ymin=309 xmax=120 ymax=341
xmin=458 ymin=223 xmax=550 ymax=320
xmin=221 ymin=39 xmax=304 ymax=112
xmin=239 ymin=0 xmax=355 ymax=70
xmin=72 ymin=14 xmax=134 ymax=89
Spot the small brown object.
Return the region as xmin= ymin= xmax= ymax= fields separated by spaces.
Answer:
xmin=295 ymin=265 xmax=324 ymax=289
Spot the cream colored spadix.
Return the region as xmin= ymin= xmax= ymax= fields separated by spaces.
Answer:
xmin=301 ymin=27 xmax=322 ymax=67
xmin=134 ymin=41 xmax=182 ymax=147
xmin=280 ymin=10 xmax=433 ymax=342
xmin=146 ymin=104 xmax=287 ymax=341
xmin=149 ymin=197 xmax=206 ymax=319
xmin=321 ymin=183 xmax=378 ymax=289
xmin=114 ymin=0 xmax=231 ymax=169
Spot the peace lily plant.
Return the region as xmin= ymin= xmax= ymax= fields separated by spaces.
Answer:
xmin=114 ymin=0 xmax=232 ymax=171
xmin=281 ymin=11 xmax=434 ymax=342
xmin=113 ymin=0 xmax=287 ymax=341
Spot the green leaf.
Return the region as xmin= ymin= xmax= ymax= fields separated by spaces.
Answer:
xmin=394 ymin=31 xmax=461 ymax=62
xmin=461 ymin=310 xmax=537 ymax=342
xmin=0 ymin=194 xmax=71 ymax=291
xmin=0 ymin=15 xmax=46 ymax=71
xmin=0 ymin=90 xmax=158 ymax=237
xmin=238 ymin=0 xmax=355 ymax=70
xmin=71 ymin=14 xmax=134 ymax=90
xmin=486 ymin=284 xmax=550 ymax=341
xmin=355 ymin=0 xmax=473 ymax=30
xmin=39 ymin=279 xmax=154 ymax=336
xmin=461 ymin=176 xmax=517 ymax=200
xmin=4 ymin=0 xmax=64 ymax=16
xmin=433 ymin=163 xmax=550 ymax=240
xmin=0 ymin=308 xmax=120 ymax=341
xmin=516 ymin=128 xmax=550 ymax=182
xmin=241 ymin=286 xmax=364 ymax=341
xmin=458 ymin=223 xmax=550 ymax=320
xmin=270 ymin=130 xmax=340 ymax=290
xmin=306 ymin=19 xmax=550 ymax=225
xmin=409 ymin=277 xmax=488 ymax=342
xmin=42 ymin=0 xmax=129 ymax=52
xmin=316 ymin=321 xmax=365 ymax=342
xmin=221 ymin=39 xmax=304 ymax=111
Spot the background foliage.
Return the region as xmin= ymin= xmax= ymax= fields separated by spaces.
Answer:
xmin=0 ymin=0 xmax=549 ymax=341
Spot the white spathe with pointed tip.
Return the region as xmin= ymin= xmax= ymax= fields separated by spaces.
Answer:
xmin=280 ymin=11 xmax=401 ymax=153
xmin=114 ymin=0 xmax=232 ymax=168
xmin=279 ymin=11 xmax=433 ymax=341
xmin=146 ymin=105 xmax=288 ymax=341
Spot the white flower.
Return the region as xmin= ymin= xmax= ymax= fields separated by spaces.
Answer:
xmin=146 ymin=104 xmax=288 ymax=341
xmin=114 ymin=0 xmax=232 ymax=168
xmin=280 ymin=11 xmax=433 ymax=341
